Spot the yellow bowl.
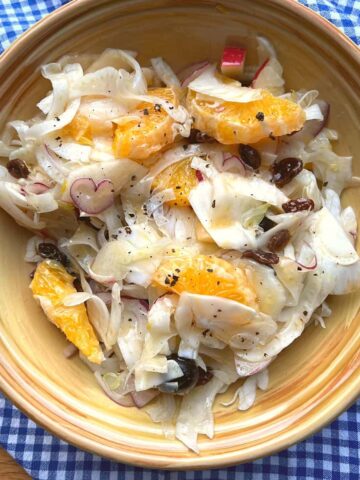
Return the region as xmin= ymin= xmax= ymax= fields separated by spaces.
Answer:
xmin=0 ymin=0 xmax=359 ymax=469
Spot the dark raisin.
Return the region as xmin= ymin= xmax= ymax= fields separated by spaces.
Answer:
xmin=242 ymin=249 xmax=279 ymax=266
xmin=196 ymin=367 xmax=213 ymax=386
xmin=259 ymin=216 xmax=276 ymax=232
xmin=267 ymin=229 xmax=290 ymax=252
xmin=239 ymin=144 xmax=261 ymax=169
xmin=271 ymin=158 xmax=303 ymax=187
xmin=38 ymin=243 xmax=69 ymax=266
xmin=6 ymin=159 xmax=30 ymax=179
xmin=158 ymin=354 xmax=199 ymax=394
xmin=282 ymin=198 xmax=315 ymax=213
xmin=188 ymin=128 xmax=215 ymax=144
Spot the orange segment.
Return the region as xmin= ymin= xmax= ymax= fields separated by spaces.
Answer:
xmin=151 ymin=158 xmax=199 ymax=207
xmin=186 ymin=89 xmax=305 ymax=144
xmin=113 ymin=88 xmax=177 ymax=162
xmin=63 ymin=115 xmax=93 ymax=145
xmin=152 ymin=255 xmax=258 ymax=308
xmin=30 ymin=260 xmax=103 ymax=364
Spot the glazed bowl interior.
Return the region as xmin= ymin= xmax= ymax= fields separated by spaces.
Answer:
xmin=0 ymin=0 xmax=359 ymax=469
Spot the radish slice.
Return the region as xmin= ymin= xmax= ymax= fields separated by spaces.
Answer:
xmin=25 ymin=182 xmax=50 ymax=195
xmin=139 ymin=299 xmax=150 ymax=311
xmin=131 ymin=389 xmax=159 ymax=408
xmin=295 ymin=256 xmax=317 ymax=271
xmin=95 ymin=292 xmax=112 ymax=305
xmin=121 ymin=295 xmax=150 ymax=311
xmin=295 ymin=242 xmax=318 ymax=270
xmin=63 ymin=343 xmax=78 ymax=358
xmin=195 ymin=170 xmax=204 ymax=182
xmin=222 ymin=152 xmax=248 ymax=175
xmin=234 ymin=357 xmax=272 ymax=377
xmin=251 ymin=58 xmax=269 ymax=86
xmin=70 ymin=178 xmax=115 ymax=214
xmin=179 ymin=61 xmax=210 ymax=87
xmin=289 ymin=100 xmax=330 ymax=142
xmin=221 ymin=47 xmax=247 ymax=80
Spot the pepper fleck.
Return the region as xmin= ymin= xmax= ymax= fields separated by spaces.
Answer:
xmin=211 ymin=200 xmax=216 ymax=208
xmin=256 ymin=112 xmax=265 ymax=121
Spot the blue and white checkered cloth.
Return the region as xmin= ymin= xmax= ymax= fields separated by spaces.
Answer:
xmin=0 ymin=1 xmax=359 ymax=479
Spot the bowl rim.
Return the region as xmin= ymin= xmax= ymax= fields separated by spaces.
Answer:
xmin=0 ymin=0 xmax=359 ymax=469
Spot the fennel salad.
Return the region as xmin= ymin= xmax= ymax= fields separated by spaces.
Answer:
xmin=0 ymin=37 xmax=359 ymax=452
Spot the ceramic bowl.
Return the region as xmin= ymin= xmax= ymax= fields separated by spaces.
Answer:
xmin=0 ymin=0 xmax=359 ymax=469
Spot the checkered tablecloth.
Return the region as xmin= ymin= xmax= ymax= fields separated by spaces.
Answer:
xmin=0 ymin=1 xmax=359 ymax=479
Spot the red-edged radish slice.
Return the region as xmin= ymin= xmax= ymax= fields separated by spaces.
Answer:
xmin=288 ymin=100 xmax=330 ymax=142
xmin=131 ymin=389 xmax=159 ymax=408
xmin=25 ymin=182 xmax=51 ymax=195
xmin=179 ymin=61 xmax=210 ymax=87
xmin=221 ymin=46 xmax=247 ymax=79
xmin=251 ymin=58 xmax=269 ymax=87
xmin=222 ymin=152 xmax=248 ymax=175
xmin=70 ymin=178 xmax=115 ymax=214
xmin=195 ymin=170 xmax=204 ymax=182
xmin=63 ymin=343 xmax=78 ymax=358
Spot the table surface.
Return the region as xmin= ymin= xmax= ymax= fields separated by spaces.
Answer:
xmin=0 ymin=448 xmax=29 ymax=479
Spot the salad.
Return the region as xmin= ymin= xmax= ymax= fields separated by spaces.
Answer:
xmin=0 ymin=37 xmax=359 ymax=452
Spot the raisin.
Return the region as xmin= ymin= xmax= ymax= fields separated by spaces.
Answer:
xmin=188 ymin=129 xmax=215 ymax=144
xmin=158 ymin=354 xmax=199 ymax=394
xmin=239 ymin=144 xmax=261 ymax=169
xmin=196 ymin=367 xmax=213 ymax=386
xmin=282 ymin=198 xmax=315 ymax=213
xmin=271 ymin=158 xmax=303 ymax=187
xmin=242 ymin=249 xmax=279 ymax=266
xmin=259 ymin=216 xmax=276 ymax=232
xmin=6 ymin=159 xmax=30 ymax=179
xmin=38 ymin=243 xmax=69 ymax=267
xmin=267 ymin=229 xmax=290 ymax=252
